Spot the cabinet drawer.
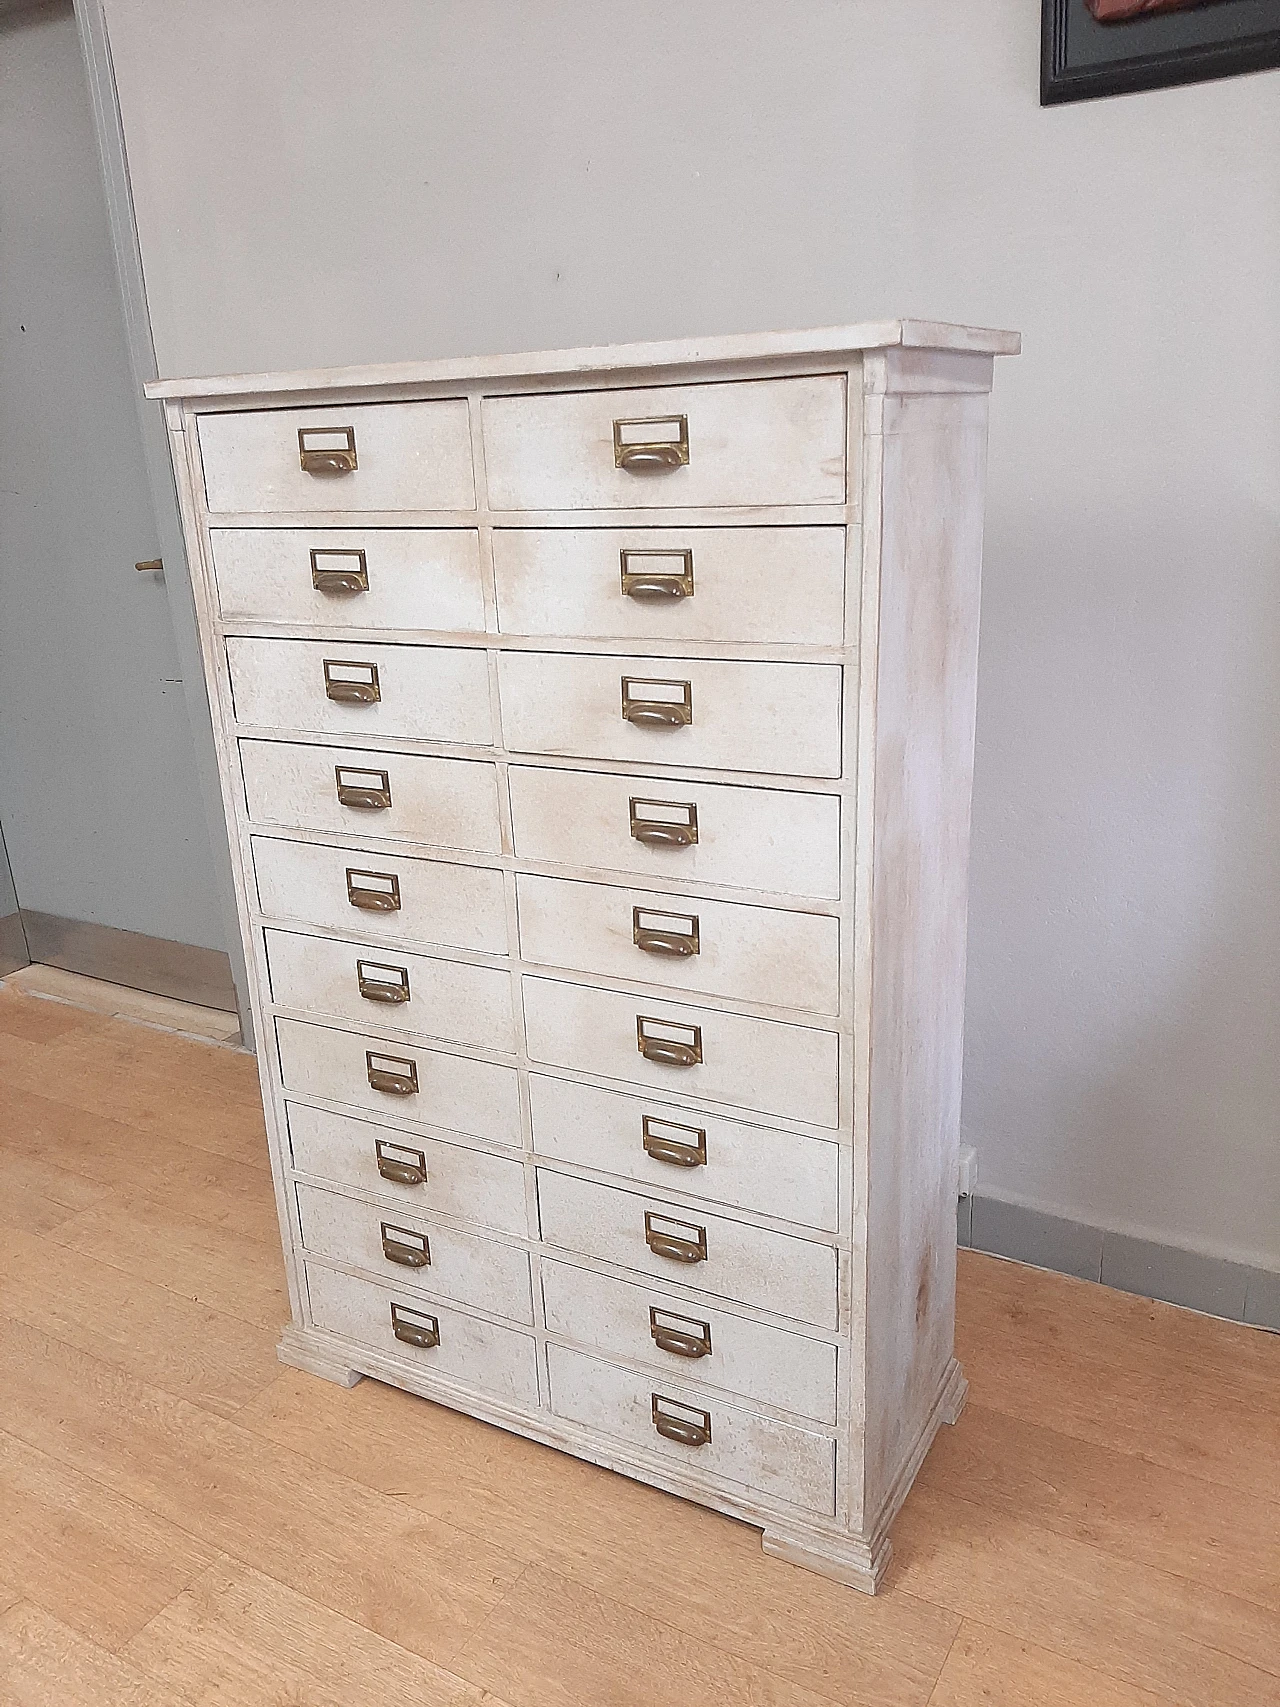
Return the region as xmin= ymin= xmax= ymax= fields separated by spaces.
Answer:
xmin=529 ymin=1075 xmax=839 ymax=1232
xmin=508 ymin=765 xmax=840 ymax=901
xmin=276 ymin=1017 xmax=521 ymax=1146
xmin=210 ymin=527 xmax=485 ymax=630
xmin=240 ymin=740 xmax=502 ymax=853
xmin=226 ymin=638 xmax=491 ymax=745
xmin=297 ymin=1182 xmax=532 ymax=1324
xmin=307 ymin=1262 xmax=538 ymax=1409
xmin=199 ymin=401 xmax=475 ymax=514
xmin=547 ymin=1343 xmax=834 ymax=1515
xmin=492 ymin=526 xmax=845 ymax=645
xmin=287 ymin=1102 xmax=527 ymax=1234
xmin=515 ymin=872 xmax=839 ymax=1015
xmin=497 ymin=652 xmax=842 ymax=779
xmin=537 ymin=1169 xmax=838 ymax=1328
xmin=482 ymin=377 xmax=846 ymax=511
xmin=522 ymin=976 xmax=840 ymax=1129
xmin=251 ymin=835 xmax=507 ymax=956
xmin=542 ymin=1259 xmax=837 ymax=1424
xmin=264 ymin=928 xmax=515 ymax=1054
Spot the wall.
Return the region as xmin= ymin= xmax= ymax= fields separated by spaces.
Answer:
xmin=102 ymin=0 xmax=1280 ymax=1269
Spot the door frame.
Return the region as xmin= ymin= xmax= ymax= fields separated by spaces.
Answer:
xmin=71 ymin=0 xmax=250 ymax=1023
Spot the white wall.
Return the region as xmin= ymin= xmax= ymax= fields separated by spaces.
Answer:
xmin=103 ymin=0 xmax=1280 ymax=1268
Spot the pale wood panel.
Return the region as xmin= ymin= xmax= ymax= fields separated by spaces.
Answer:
xmin=0 ymin=1317 xmax=524 ymax=1668
xmin=226 ymin=636 xmax=492 ymax=744
xmin=0 ymin=1430 xmax=219 ymax=1650
xmin=45 ymin=1192 xmax=289 ymax=1333
xmin=197 ymin=400 xmax=476 ymax=513
xmin=0 ymin=1226 xmax=280 ymax=1415
xmin=891 ymin=1482 xmax=1280 ymax=1704
xmin=481 ymin=375 xmax=847 ymax=510
xmin=928 ymin=1622 xmax=1171 ymax=1707
xmin=920 ymin=1402 xmax=1280 ymax=1614
xmin=210 ymin=525 xmax=486 ymax=630
xmin=122 ymin=1559 xmax=500 ymax=1707
xmin=0 ymin=1603 xmax=188 ymax=1707
xmin=956 ymin=1250 xmax=1280 ymax=1505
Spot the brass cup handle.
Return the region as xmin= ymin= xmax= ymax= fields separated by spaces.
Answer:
xmin=644 ymin=1220 xmax=707 ymax=1264
xmin=624 ymin=576 xmax=689 ymax=600
xmin=631 ymin=822 xmax=695 ymax=849
xmin=299 ymin=426 xmax=357 ymax=474
xmin=347 ymin=870 xmax=401 ymax=912
xmin=639 ymin=1036 xmax=699 ymax=1068
xmin=325 ymin=680 xmax=380 ymax=704
xmin=617 ymin=443 xmax=685 ymax=472
xmin=635 ymin=927 xmax=697 ymax=958
xmin=357 ymin=962 xmax=411 ymax=1005
xmin=350 ymin=890 xmax=399 ymax=912
xmin=391 ymin=1306 xmax=439 ymax=1350
xmin=376 ymin=1156 xmax=426 ymax=1186
xmin=367 ymin=1054 xmax=418 ymax=1096
xmin=652 ymin=1397 xmax=711 ymax=1448
xmin=338 ymin=785 xmax=391 ymax=810
xmin=381 ymin=1228 xmax=430 ymax=1268
xmin=651 ymin=1323 xmax=711 ymax=1359
xmin=623 ymin=702 xmax=690 ymax=729
xmin=642 ymin=1129 xmax=706 ymax=1168
xmin=312 ymin=567 xmax=367 ymax=593
xmin=614 ymin=415 xmax=689 ymax=473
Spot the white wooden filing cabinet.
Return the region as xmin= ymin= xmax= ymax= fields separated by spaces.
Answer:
xmin=150 ymin=320 xmax=1018 ymax=1590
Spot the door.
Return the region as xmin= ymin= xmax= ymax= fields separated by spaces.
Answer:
xmin=0 ymin=1 xmax=237 ymax=1010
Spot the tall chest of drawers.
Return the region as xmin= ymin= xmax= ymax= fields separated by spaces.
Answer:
xmin=151 ymin=320 xmax=1018 ymax=1591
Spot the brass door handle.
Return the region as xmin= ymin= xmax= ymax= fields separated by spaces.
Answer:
xmin=391 ymin=1303 xmax=439 ymax=1349
xmin=311 ymin=547 xmax=368 ymax=593
xmin=299 ymin=425 xmax=357 ymax=474
xmin=366 ymin=1051 xmax=418 ymax=1096
xmin=642 ymin=1114 xmax=707 ymax=1168
xmin=324 ymin=659 xmax=380 ymax=704
xmin=651 ymin=1395 xmax=711 ymax=1447
xmin=381 ymin=1223 xmax=430 ymax=1267
xmin=347 ymin=868 xmax=401 ymax=912
xmin=613 ymin=415 xmax=689 ymax=473
xmin=335 ymin=767 xmax=392 ymax=811
xmin=357 ymin=960 xmax=411 ymax=1004
xmin=633 ymin=906 xmax=699 ymax=959
xmin=622 ymin=677 xmax=692 ymax=729
xmin=620 ymin=548 xmax=694 ymax=601
xmin=644 ymin=1210 xmax=707 ymax=1264
xmin=375 ymin=1140 xmax=427 ymax=1186
xmin=135 ymin=558 xmax=163 ymax=573
xmin=650 ymin=1308 xmax=712 ymax=1359
xmin=629 ymin=797 xmax=698 ymax=850
xmin=637 ymin=1016 xmax=702 ymax=1068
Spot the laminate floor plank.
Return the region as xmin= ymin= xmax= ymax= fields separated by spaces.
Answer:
xmin=925 ymin=1621 xmax=1172 ymax=1707
xmin=0 ymin=1150 xmax=108 ymax=1237
xmin=123 ymin=1558 xmax=508 ymax=1707
xmin=0 ymin=1227 xmax=279 ymax=1416
xmin=891 ymin=1481 xmax=1280 ymax=1706
xmin=0 ymin=1318 xmax=524 ymax=1670
xmin=0 ymin=987 xmax=99 ymax=1044
xmin=46 ymin=1190 xmax=289 ymax=1332
xmin=0 ymin=1603 xmax=193 ymax=1707
xmin=0 ymin=1429 xmax=220 ymax=1650
xmin=238 ymin=1368 xmax=959 ymax=1707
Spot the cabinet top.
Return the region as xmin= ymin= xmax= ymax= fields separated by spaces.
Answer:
xmin=145 ymin=319 xmax=1019 ymax=404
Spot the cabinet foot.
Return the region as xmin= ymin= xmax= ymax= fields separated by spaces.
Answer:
xmin=277 ymin=1325 xmax=363 ymax=1389
xmin=761 ymin=1524 xmax=890 ymax=1595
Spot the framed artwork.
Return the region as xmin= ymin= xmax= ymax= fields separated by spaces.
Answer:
xmin=1042 ymin=0 xmax=1280 ymax=103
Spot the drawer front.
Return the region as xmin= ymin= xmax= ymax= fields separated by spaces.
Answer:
xmin=199 ymin=402 xmax=475 ymax=514
xmin=307 ymin=1262 xmax=538 ymax=1409
xmin=251 ymin=835 xmax=507 ymax=956
xmin=239 ymin=740 xmax=502 ymax=853
xmin=507 ymin=765 xmax=841 ymax=901
xmin=522 ymin=976 xmax=840 ymax=1129
xmin=497 ymin=653 xmax=842 ymax=779
xmin=275 ymin=1017 xmax=522 ymax=1146
xmin=263 ymin=928 xmax=515 ymax=1054
xmin=547 ymin=1343 xmax=834 ymax=1515
xmin=515 ymin=872 xmax=839 ymax=1016
xmin=542 ymin=1259 xmax=837 ymax=1423
xmin=482 ymin=377 xmax=846 ymax=511
xmin=528 ymin=1075 xmax=840 ymax=1232
xmin=227 ymin=637 xmax=492 ymax=745
xmin=286 ymin=1102 xmax=527 ymax=1234
xmin=537 ymin=1169 xmax=838 ymax=1328
xmin=492 ymin=526 xmax=846 ymax=645
xmin=210 ymin=527 xmax=486 ymax=630
xmin=297 ymin=1182 xmax=532 ymax=1323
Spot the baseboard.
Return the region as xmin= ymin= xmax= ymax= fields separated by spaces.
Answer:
xmin=0 ymin=910 xmax=30 ymax=977
xmin=18 ymin=910 xmax=238 ymax=1014
xmin=958 ymin=1192 xmax=1280 ymax=1331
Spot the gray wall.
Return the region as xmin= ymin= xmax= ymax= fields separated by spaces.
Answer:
xmin=0 ymin=1 xmax=226 ymax=951
xmin=102 ymin=0 xmax=1280 ymax=1269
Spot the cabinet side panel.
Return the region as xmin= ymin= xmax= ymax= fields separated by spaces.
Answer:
xmin=863 ymin=384 xmax=990 ymax=1526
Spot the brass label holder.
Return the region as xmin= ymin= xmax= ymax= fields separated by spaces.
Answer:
xmin=620 ymin=547 xmax=694 ymax=601
xmin=641 ymin=1113 xmax=707 ymax=1168
xmin=335 ymin=766 xmax=392 ymax=811
xmin=649 ymin=1306 xmax=712 ymax=1360
xmin=380 ymin=1221 xmax=430 ymax=1268
xmin=323 ymin=658 xmax=381 ymax=705
xmin=633 ymin=905 xmax=699 ymax=959
xmin=613 ymin=414 xmax=689 ymax=473
xmin=621 ymin=677 xmax=693 ymax=729
xmin=651 ymin=1393 xmax=712 ymax=1447
xmin=629 ymin=797 xmax=698 ymax=848
xmin=299 ymin=424 xmax=357 ymax=474
xmin=390 ymin=1302 xmax=440 ymax=1349
xmin=346 ymin=868 xmax=401 ymax=912
xmin=636 ymin=1015 xmax=702 ymax=1068
xmin=311 ymin=547 xmax=368 ymax=593
xmin=644 ymin=1209 xmax=708 ymax=1264
xmin=366 ymin=1050 xmax=418 ymax=1096
xmin=356 ymin=959 xmax=411 ymax=1005
xmin=375 ymin=1138 xmax=427 ymax=1186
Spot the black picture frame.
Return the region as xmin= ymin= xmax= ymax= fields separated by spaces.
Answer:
xmin=1042 ymin=0 xmax=1280 ymax=104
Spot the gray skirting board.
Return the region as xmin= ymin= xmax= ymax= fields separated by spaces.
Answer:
xmin=0 ymin=910 xmax=30 ymax=977
xmin=958 ymin=1193 xmax=1280 ymax=1332
xmin=14 ymin=910 xmax=238 ymax=1013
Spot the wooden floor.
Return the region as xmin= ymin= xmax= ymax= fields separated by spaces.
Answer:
xmin=1 ymin=982 xmax=1278 ymax=1706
